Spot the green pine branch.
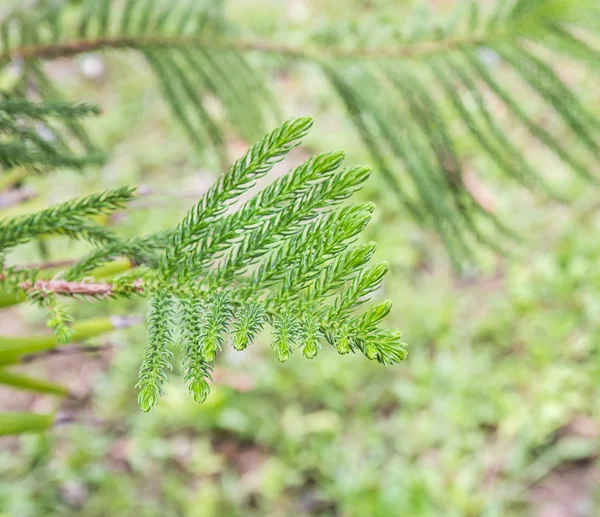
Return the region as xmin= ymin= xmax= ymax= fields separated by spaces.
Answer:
xmin=1 ymin=116 xmax=406 ymax=413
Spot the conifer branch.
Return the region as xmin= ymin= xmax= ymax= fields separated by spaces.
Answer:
xmin=3 ymin=33 xmax=503 ymax=63
xmin=0 ymin=114 xmax=407 ymax=412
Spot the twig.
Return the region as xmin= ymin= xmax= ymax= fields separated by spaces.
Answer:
xmin=0 ymin=273 xmax=145 ymax=297
xmin=24 ymin=278 xmax=144 ymax=296
xmin=3 ymin=33 xmax=505 ymax=63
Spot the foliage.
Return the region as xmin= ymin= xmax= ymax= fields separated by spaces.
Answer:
xmin=0 ymin=105 xmax=405 ymax=413
xmin=0 ymin=1 xmax=599 ymax=514
xmin=0 ymin=0 xmax=598 ymax=262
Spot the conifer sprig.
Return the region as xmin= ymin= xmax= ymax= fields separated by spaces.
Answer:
xmin=136 ymin=291 xmax=176 ymax=412
xmin=0 ymin=186 xmax=136 ymax=251
xmin=64 ymin=235 xmax=161 ymax=281
xmin=0 ymin=99 xmax=101 ymax=120
xmin=0 ymin=97 xmax=104 ymax=176
xmin=180 ymin=294 xmax=213 ymax=404
xmin=215 ymin=163 xmax=372 ymax=285
xmin=161 ymin=116 xmax=313 ymax=276
xmin=1 ymin=117 xmax=406 ymax=412
xmin=44 ymin=294 xmax=76 ymax=345
xmin=182 ymin=150 xmax=346 ymax=278
xmin=143 ymin=118 xmax=404 ymax=410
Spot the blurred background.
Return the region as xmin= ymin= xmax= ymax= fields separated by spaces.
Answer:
xmin=1 ymin=0 xmax=600 ymax=516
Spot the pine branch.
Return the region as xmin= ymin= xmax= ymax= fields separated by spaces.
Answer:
xmin=0 ymin=99 xmax=101 ymax=119
xmin=63 ymin=234 xmax=161 ymax=280
xmin=180 ymin=293 xmax=213 ymax=403
xmin=0 ymin=186 xmax=136 ymax=251
xmin=0 ymin=116 xmax=406 ymax=412
xmin=2 ymin=33 xmax=502 ymax=63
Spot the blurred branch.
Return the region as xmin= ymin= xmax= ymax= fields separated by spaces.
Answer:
xmin=0 ymin=315 xmax=144 ymax=367
xmin=4 ymin=34 xmax=503 ymax=63
xmin=0 ymin=369 xmax=69 ymax=396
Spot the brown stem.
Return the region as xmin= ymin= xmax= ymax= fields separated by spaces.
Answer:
xmin=0 ymin=273 xmax=144 ymax=297
xmin=4 ymin=33 xmax=500 ymax=63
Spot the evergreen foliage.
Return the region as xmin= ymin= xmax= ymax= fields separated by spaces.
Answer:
xmin=0 ymin=0 xmax=598 ymax=262
xmin=0 ymin=107 xmax=406 ymax=412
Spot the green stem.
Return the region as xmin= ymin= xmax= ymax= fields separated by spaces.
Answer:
xmin=0 ymin=289 xmax=26 ymax=308
xmin=0 ymin=369 xmax=68 ymax=396
xmin=0 ymin=315 xmax=141 ymax=366
xmin=88 ymin=256 xmax=134 ymax=278
xmin=0 ymin=412 xmax=54 ymax=436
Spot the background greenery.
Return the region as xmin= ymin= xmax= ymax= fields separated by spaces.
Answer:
xmin=1 ymin=0 xmax=600 ymax=515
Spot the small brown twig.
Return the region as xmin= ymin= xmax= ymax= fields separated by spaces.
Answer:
xmin=4 ymin=33 xmax=503 ymax=63
xmin=0 ymin=274 xmax=145 ymax=298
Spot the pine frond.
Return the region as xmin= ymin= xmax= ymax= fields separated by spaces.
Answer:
xmin=271 ymin=309 xmax=300 ymax=363
xmin=63 ymin=234 xmax=161 ymax=280
xmin=215 ymin=163 xmax=372 ymax=284
xmin=0 ymin=118 xmax=405 ymax=411
xmin=298 ymin=314 xmax=323 ymax=360
xmin=231 ymin=301 xmax=265 ymax=351
xmin=0 ymin=99 xmax=100 ymax=119
xmin=305 ymin=242 xmax=377 ymax=303
xmin=0 ymin=186 xmax=135 ymax=251
xmin=183 ymin=150 xmax=346 ymax=278
xmin=199 ymin=291 xmax=232 ymax=362
xmin=0 ymin=97 xmax=104 ymax=179
xmin=0 ymin=0 xmax=276 ymax=158
xmin=326 ymin=262 xmax=389 ymax=321
xmin=261 ymin=202 xmax=374 ymax=301
xmin=316 ymin=0 xmax=600 ymax=260
xmin=180 ymin=293 xmax=213 ymax=403
xmin=161 ymin=116 xmax=313 ymax=276
xmin=24 ymin=63 xmax=100 ymax=155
